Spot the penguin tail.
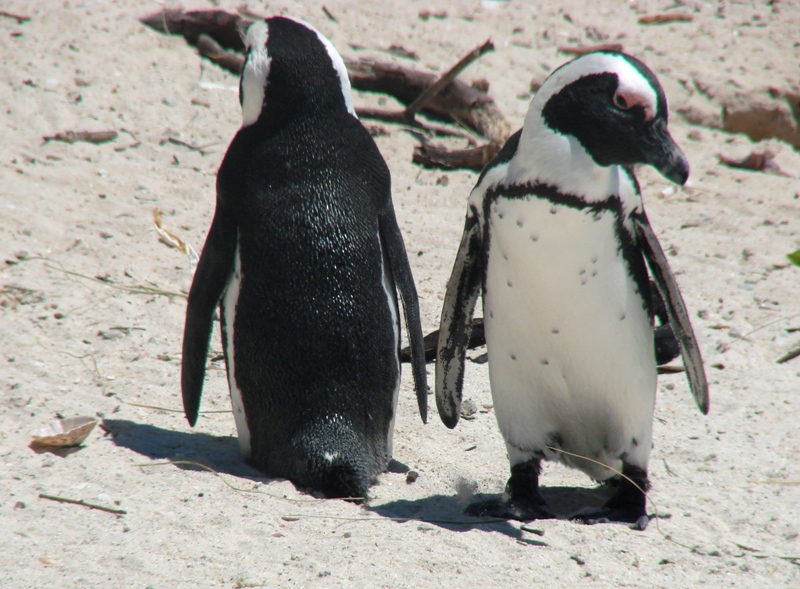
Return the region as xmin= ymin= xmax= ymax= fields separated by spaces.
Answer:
xmin=312 ymin=454 xmax=371 ymax=501
xmin=293 ymin=419 xmax=382 ymax=501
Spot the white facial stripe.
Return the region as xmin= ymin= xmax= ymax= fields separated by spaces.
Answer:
xmin=532 ymin=53 xmax=658 ymax=119
xmin=282 ymin=16 xmax=356 ymax=117
xmin=614 ymin=67 xmax=657 ymax=121
xmin=241 ymin=21 xmax=270 ymax=127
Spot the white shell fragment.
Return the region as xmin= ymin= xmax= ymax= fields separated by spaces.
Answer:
xmin=31 ymin=416 xmax=98 ymax=448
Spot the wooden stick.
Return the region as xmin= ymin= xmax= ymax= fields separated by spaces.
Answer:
xmin=0 ymin=11 xmax=30 ymax=23
xmin=196 ymin=34 xmax=245 ymax=74
xmin=39 ymin=493 xmax=127 ymax=515
xmin=413 ymin=141 xmax=501 ymax=172
xmin=43 ymin=130 xmax=117 ymax=145
xmin=558 ymin=42 xmax=623 ymax=56
xmin=355 ymin=107 xmax=479 ymax=143
xmin=638 ymin=12 xmax=694 ymax=25
xmin=405 ymin=39 xmax=494 ymax=117
xmin=777 ymin=346 xmax=800 ymax=364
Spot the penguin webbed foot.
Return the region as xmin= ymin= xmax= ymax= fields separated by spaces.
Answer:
xmin=466 ymin=495 xmax=555 ymax=521
xmin=571 ymin=507 xmax=652 ymax=531
xmin=572 ymin=463 xmax=651 ymax=530
xmin=466 ymin=458 xmax=554 ymax=521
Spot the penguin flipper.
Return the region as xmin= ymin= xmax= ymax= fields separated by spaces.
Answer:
xmin=181 ymin=208 xmax=237 ymax=426
xmin=436 ymin=211 xmax=484 ymax=429
xmin=635 ymin=215 xmax=709 ymax=414
xmin=379 ymin=210 xmax=429 ymax=424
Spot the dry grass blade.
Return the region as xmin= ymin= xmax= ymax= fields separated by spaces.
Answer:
xmin=11 ymin=256 xmax=188 ymax=299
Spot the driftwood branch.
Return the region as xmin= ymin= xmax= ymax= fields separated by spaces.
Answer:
xmin=140 ymin=8 xmax=511 ymax=171
xmin=413 ymin=141 xmax=502 ymax=172
xmin=196 ymin=34 xmax=245 ymax=74
xmin=346 ymin=55 xmax=509 ymax=145
xmin=404 ymin=39 xmax=494 ymax=117
xmin=139 ymin=8 xmax=249 ymax=51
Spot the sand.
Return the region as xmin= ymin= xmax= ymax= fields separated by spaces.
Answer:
xmin=1 ymin=1 xmax=799 ymax=587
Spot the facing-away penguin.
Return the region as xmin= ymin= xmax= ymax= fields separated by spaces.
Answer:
xmin=435 ymin=51 xmax=709 ymax=530
xmin=181 ymin=17 xmax=428 ymax=500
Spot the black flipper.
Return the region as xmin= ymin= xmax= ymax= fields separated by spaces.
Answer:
xmin=379 ymin=210 xmax=429 ymax=424
xmin=181 ymin=207 xmax=237 ymax=426
xmin=435 ymin=210 xmax=484 ymax=429
xmin=636 ymin=215 xmax=709 ymax=414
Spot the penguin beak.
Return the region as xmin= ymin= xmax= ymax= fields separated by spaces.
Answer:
xmin=641 ymin=121 xmax=689 ymax=186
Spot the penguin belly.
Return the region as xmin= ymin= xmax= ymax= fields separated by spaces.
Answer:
xmin=483 ymin=197 xmax=656 ymax=480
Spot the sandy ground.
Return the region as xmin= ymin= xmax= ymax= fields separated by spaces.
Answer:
xmin=2 ymin=1 xmax=800 ymax=587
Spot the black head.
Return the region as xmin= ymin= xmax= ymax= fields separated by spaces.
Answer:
xmin=539 ymin=52 xmax=688 ymax=185
xmin=239 ymin=17 xmax=355 ymax=129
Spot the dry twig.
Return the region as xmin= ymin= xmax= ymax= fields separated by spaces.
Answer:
xmin=638 ymin=12 xmax=694 ymax=25
xmin=43 ymin=130 xmax=117 ymax=145
xmin=558 ymin=42 xmax=623 ymax=56
xmin=39 ymin=493 xmax=127 ymax=515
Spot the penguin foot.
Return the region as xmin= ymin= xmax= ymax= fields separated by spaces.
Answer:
xmin=571 ymin=508 xmax=652 ymax=531
xmin=573 ymin=462 xmax=651 ymax=530
xmin=466 ymin=458 xmax=554 ymax=521
xmin=466 ymin=496 xmax=555 ymax=521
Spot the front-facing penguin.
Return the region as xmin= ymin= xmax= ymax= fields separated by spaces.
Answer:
xmin=181 ymin=17 xmax=428 ymax=500
xmin=436 ymin=52 xmax=709 ymax=530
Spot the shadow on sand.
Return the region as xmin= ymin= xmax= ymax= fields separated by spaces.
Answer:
xmin=368 ymin=482 xmax=618 ymax=545
xmin=103 ymin=419 xmax=622 ymax=540
xmin=101 ymin=418 xmax=268 ymax=481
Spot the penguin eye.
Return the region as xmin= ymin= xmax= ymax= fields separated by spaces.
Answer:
xmin=613 ymin=93 xmax=630 ymax=111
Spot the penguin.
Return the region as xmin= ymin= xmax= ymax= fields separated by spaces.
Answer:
xmin=181 ymin=16 xmax=428 ymax=500
xmin=435 ymin=51 xmax=709 ymax=530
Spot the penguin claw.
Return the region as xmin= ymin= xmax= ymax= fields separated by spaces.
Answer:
xmin=466 ymin=497 xmax=555 ymax=522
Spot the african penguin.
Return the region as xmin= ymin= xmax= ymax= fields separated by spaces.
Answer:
xmin=435 ymin=52 xmax=708 ymax=530
xmin=181 ymin=16 xmax=428 ymax=500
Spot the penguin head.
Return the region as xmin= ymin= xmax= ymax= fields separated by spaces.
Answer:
xmin=533 ymin=52 xmax=688 ymax=185
xmin=239 ymin=17 xmax=355 ymax=128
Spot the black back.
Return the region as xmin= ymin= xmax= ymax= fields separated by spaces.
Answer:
xmin=183 ymin=18 xmax=426 ymax=498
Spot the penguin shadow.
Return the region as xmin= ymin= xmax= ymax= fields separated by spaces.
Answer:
xmin=101 ymin=419 xmax=268 ymax=481
xmin=367 ymin=494 xmax=546 ymax=545
xmin=368 ymin=483 xmax=616 ymax=543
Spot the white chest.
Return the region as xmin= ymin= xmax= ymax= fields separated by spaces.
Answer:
xmin=481 ymin=196 xmax=657 ymax=477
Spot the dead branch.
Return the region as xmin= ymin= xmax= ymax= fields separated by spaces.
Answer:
xmin=139 ymin=8 xmax=249 ymax=51
xmin=43 ymin=130 xmax=117 ymax=145
xmin=777 ymin=346 xmax=800 ymax=364
xmin=638 ymin=12 xmax=694 ymax=25
xmin=355 ymin=107 xmax=480 ymax=143
xmin=346 ymin=57 xmax=509 ymax=144
xmin=558 ymin=42 xmax=624 ymax=56
xmin=197 ymin=34 xmax=245 ymax=74
xmin=413 ymin=141 xmax=502 ymax=172
xmin=405 ymin=40 xmax=494 ymax=117
xmin=718 ymin=150 xmax=790 ymax=176
xmin=140 ymin=8 xmax=511 ymax=171
xmin=39 ymin=493 xmax=127 ymax=515
xmin=0 ymin=10 xmax=30 ymax=23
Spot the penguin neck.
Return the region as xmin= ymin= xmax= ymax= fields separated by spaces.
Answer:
xmin=509 ymin=107 xmax=622 ymax=204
